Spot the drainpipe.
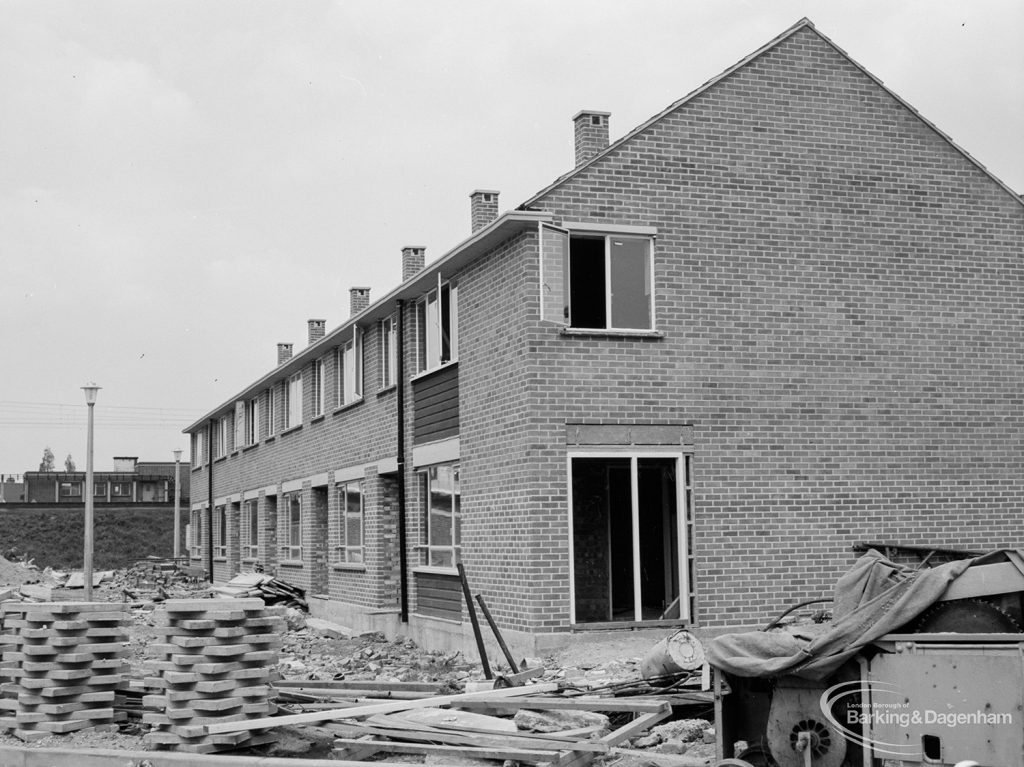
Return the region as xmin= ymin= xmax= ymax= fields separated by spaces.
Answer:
xmin=396 ymin=299 xmax=409 ymax=622
xmin=207 ymin=419 xmax=214 ymax=582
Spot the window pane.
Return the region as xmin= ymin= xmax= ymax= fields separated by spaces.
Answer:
xmin=440 ymin=284 xmax=451 ymax=363
xmin=569 ymin=236 xmax=607 ymax=328
xmin=424 ymin=291 xmax=439 ymax=369
xmin=609 ymin=237 xmax=651 ymax=329
xmin=290 ymin=497 xmax=301 ymax=547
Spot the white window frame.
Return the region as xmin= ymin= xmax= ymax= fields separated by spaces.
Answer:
xmin=337 ymin=326 xmax=363 ymax=406
xmin=285 ymin=373 xmax=302 ymax=429
xmin=420 ymin=463 xmax=460 ymax=568
xmin=241 ymin=499 xmax=259 ymax=559
xmin=540 ymin=223 xmax=655 ymax=331
xmin=416 ymin=275 xmax=458 ymax=373
xmin=334 ymin=480 xmax=364 ymax=563
xmin=111 ymin=481 xmax=132 ymax=498
xmin=59 ymin=481 xmax=82 ymax=498
xmin=380 ymin=315 xmax=397 ymax=389
xmin=266 ymin=386 xmax=277 ymax=437
xmin=281 ymin=492 xmax=302 ymax=560
xmin=189 ymin=510 xmax=203 ymax=558
xmin=245 ymin=397 xmax=259 ymax=446
xmin=215 ymin=505 xmax=227 ymax=558
xmin=566 ymin=449 xmax=691 ymax=624
xmin=191 ymin=431 xmax=204 ymax=467
xmin=311 ymin=358 xmax=325 ymax=417
xmin=213 ymin=417 xmax=227 ymax=458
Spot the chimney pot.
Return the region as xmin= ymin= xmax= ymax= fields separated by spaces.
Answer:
xmin=573 ymin=110 xmax=610 ymax=167
xmin=470 ymin=189 xmax=500 ymax=233
xmin=277 ymin=343 xmax=293 ymax=365
xmin=350 ymin=287 xmax=371 ymax=316
xmin=401 ymin=246 xmax=426 ymax=282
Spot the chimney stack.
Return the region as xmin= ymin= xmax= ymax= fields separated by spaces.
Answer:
xmin=402 ymin=246 xmax=426 ymax=281
xmin=307 ymin=319 xmax=326 ymax=346
xmin=277 ymin=343 xmax=293 ymax=365
xmin=573 ymin=110 xmax=610 ymax=167
xmin=470 ymin=190 xmax=499 ymax=233
xmin=350 ymin=287 xmax=371 ymax=316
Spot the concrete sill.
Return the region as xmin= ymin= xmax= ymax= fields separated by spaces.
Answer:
xmin=559 ymin=327 xmax=664 ymax=339
xmin=279 ymin=560 xmax=303 ymax=568
xmin=242 ymin=443 xmax=259 ymax=453
xmin=332 ymin=563 xmax=367 ymax=573
xmin=310 ymin=415 xmax=326 ymax=425
xmin=377 ymin=385 xmax=397 ymax=398
xmin=281 ymin=425 xmax=302 ymax=436
xmin=333 ymin=398 xmax=364 ymax=416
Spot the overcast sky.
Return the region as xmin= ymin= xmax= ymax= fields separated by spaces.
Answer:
xmin=1 ymin=0 xmax=1021 ymax=474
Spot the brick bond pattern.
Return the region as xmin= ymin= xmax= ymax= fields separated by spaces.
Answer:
xmin=143 ymin=598 xmax=283 ymax=753
xmin=188 ymin=24 xmax=1023 ymax=638
xmin=0 ymin=602 xmax=129 ymax=741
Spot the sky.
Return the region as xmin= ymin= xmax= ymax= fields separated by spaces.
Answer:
xmin=1 ymin=0 xmax=1022 ymax=474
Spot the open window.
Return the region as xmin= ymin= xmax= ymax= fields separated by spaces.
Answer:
xmin=569 ymin=454 xmax=690 ymax=624
xmin=417 ymin=277 xmax=458 ymax=372
xmin=540 ymin=224 xmax=653 ymax=330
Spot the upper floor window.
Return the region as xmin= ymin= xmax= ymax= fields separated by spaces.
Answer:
xmin=311 ymin=359 xmax=325 ymax=417
xmin=541 ymin=224 xmax=654 ymax=331
xmin=337 ymin=328 xmax=363 ymax=406
xmin=285 ymin=373 xmax=302 ymax=429
xmin=417 ymin=279 xmax=457 ymax=372
xmin=191 ymin=432 xmax=204 ymax=467
xmin=213 ymin=417 xmax=227 ymax=458
xmin=266 ymin=386 xmax=277 ymax=437
xmin=380 ymin=315 xmax=397 ymax=389
xmin=245 ymin=397 xmax=259 ymax=446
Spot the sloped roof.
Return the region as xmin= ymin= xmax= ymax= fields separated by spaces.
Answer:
xmin=520 ymin=18 xmax=1024 ymax=210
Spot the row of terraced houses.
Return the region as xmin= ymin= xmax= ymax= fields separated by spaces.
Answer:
xmin=184 ymin=20 xmax=1024 ymax=654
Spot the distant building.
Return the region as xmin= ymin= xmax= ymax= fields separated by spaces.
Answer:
xmin=0 ymin=476 xmax=25 ymax=503
xmin=18 ymin=457 xmax=189 ymax=506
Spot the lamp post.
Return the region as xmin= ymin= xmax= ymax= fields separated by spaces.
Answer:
xmin=173 ymin=449 xmax=182 ymax=560
xmin=81 ymin=383 xmax=100 ymax=601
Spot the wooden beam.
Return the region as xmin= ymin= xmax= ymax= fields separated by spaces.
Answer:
xmin=202 ymin=682 xmax=559 ymax=735
xmin=328 ymin=721 xmax=608 ymax=753
xmin=333 ymin=738 xmax=562 ymax=762
xmin=454 ymin=696 xmax=669 ymax=713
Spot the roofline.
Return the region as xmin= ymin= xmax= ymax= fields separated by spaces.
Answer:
xmin=521 ymin=17 xmax=1024 ymax=210
xmin=183 ymin=209 xmax=553 ymax=433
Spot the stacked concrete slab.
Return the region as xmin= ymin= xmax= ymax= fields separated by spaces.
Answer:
xmin=0 ymin=601 xmax=129 ymax=741
xmin=143 ymin=598 xmax=284 ymax=753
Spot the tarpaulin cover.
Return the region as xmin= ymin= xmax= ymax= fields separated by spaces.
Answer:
xmin=706 ymin=549 xmax=1024 ymax=680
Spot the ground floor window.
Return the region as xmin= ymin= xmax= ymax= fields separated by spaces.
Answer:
xmin=421 ymin=463 xmax=460 ymax=568
xmin=241 ymin=499 xmax=258 ymax=559
xmin=281 ymin=493 xmax=302 ymax=560
xmin=334 ymin=480 xmax=364 ymax=563
xmin=569 ymin=453 xmax=690 ymax=624
xmin=215 ymin=505 xmax=227 ymax=558
xmin=189 ymin=509 xmax=203 ymax=559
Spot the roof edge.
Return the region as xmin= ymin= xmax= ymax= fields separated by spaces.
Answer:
xmin=183 ymin=209 xmax=553 ymax=434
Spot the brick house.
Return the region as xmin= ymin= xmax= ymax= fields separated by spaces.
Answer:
xmin=183 ymin=19 xmax=1024 ymax=654
xmin=20 ymin=457 xmax=189 ymax=507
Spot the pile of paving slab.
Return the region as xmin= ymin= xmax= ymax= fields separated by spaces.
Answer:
xmin=0 ymin=597 xmax=284 ymax=753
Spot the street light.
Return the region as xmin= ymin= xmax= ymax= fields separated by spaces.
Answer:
xmin=173 ymin=449 xmax=182 ymax=560
xmin=81 ymin=383 xmax=101 ymax=601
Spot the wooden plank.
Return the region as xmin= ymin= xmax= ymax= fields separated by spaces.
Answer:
xmin=203 ymin=682 xmax=559 ymax=735
xmin=274 ymin=679 xmax=442 ymax=693
xmin=333 ymin=737 xmax=562 ymax=762
xmin=455 ymin=696 xmax=670 ymax=713
xmin=329 ymin=721 xmax=607 ymax=753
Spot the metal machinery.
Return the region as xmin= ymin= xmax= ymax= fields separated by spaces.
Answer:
xmin=713 ymin=558 xmax=1024 ymax=767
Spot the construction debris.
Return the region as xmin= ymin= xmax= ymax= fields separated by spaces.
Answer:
xmin=211 ymin=572 xmax=308 ymax=609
